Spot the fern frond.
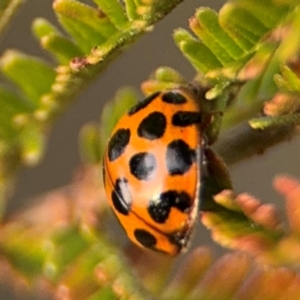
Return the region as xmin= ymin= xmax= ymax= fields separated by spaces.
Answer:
xmin=175 ymin=0 xmax=300 ymax=134
xmin=175 ymin=0 xmax=294 ymax=76
xmin=199 ymin=175 xmax=300 ymax=269
xmin=0 ymin=0 xmax=184 ymax=212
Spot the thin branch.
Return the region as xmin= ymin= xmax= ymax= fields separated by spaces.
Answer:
xmin=0 ymin=0 xmax=24 ymax=35
xmin=213 ymin=121 xmax=297 ymax=165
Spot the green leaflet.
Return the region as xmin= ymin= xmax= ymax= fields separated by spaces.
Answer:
xmin=0 ymin=86 xmax=33 ymax=140
xmin=192 ymin=8 xmax=245 ymax=63
xmin=0 ymin=50 xmax=56 ymax=107
xmin=275 ymin=66 xmax=300 ymax=93
xmin=236 ymin=0 xmax=293 ymax=29
xmin=124 ymin=0 xmax=139 ymax=21
xmin=219 ymin=3 xmax=267 ymax=50
xmin=54 ymin=0 xmax=118 ymax=53
xmin=92 ymin=0 xmax=128 ymax=29
xmin=32 ymin=18 xmax=83 ymax=64
xmin=176 ymin=0 xmax=296 ymax=78
xmin=19 ymin=124 xmax=46 ymax=166
xmin=79 ymin=123 xmax=102 ymax=165
xmin=174 ymin=29 xmax=222 ymax=73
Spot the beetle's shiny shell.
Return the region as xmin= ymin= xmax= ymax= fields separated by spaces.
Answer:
xmin=103 ymin=88 xmax=202 ymax=255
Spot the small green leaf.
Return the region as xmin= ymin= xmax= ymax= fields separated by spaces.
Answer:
xmin=249 ymin=113 xmax=300 ymax=130
xmin=237 ymin=0 xmax=293 ymax=29
xmin=124 ymin=0 xmax=139 ymax=21
xmin=0 ymin=50 xmax=56 ymax=106
xmin=258 ymin=51 xmax=281 ymax=100
xmin=189 ymin=11 xmax=233 ymax=66
xmin=276 ymin=8 xmax=300 ymax=62
xmin=153 ymin=66 xmax=186 ymax=84
xmin=92 ymin=0 xmax=128 ymax=29
xmin=174 ymin=29 xmax=222 ymax=73
xmin=192 ymin=8 xmax=245 ymax=62
xmin=275 ymin=66 xmax=300 ymax=93
xmin=32 ymin=17 xmax=61 ymax=38
xmin=219 ymin=3 xmax=267 ymax=50
xmin=0 ymin=86 xmax=33 ymax=140
xmin=141 ymin=67 xmax=187 ymax=94
xmin=79 ymin=123 xmax=102 ymax=164
xmin=19 ymin=124 xmax=46 ymax=166
xmin=205 ymin=77 xmax=232 ymax=100
xmin=53 ymin=0 xmax=117 ymax=53
xmin=32 ymin=18 xmax=84 ymax=64
xmin=42 ymin=34 xmax=84 ymax=64
xmin=0 ymin=85 xmax=33 ymax=115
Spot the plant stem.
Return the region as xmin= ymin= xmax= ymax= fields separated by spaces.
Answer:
xmin=213 ymin=121 xmax=297 ymax=165
xmin=0 ymin=0 xmax=24 ymax=35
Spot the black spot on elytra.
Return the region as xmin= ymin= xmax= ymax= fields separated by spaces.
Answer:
xmin=148 ymin=191 xmax=192 ymax=223
xmin=138 ymin=112 xmax=166 ymax=140
xmin=162 ymin=91 xmax=187 ymax=104
xmin=108 ymin=128 xmax=130 ymax=161
xmin=172 ymin=111 xmax=201 ymax=127
xmin=111 ymin=178 xmax=132 ymax=215
xmin=166 ymin=139 xmax=196 ymax=175
xmin=128 ymin=92 xmax=160 ymax=115
xmin=129 ymin=152 xmax=157 ymax=180
xmin=134 ymin=229 xmax=157 ymax=249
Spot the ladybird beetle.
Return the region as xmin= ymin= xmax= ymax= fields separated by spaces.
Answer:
xmin=103 ymin=87 xmax=203 ymax=255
